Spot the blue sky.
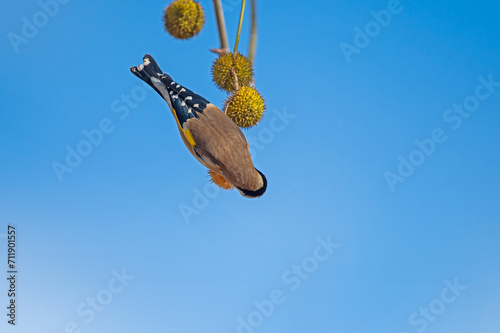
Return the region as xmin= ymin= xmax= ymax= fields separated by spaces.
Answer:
xmin=1 ymin=0 xmax=499 ymax=332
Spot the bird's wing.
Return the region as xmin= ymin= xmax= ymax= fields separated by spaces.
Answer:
xmin=157 ymin=74 xmax=209 ymax=127
xmin=131 ymin=54 xmax=209 ymax=127
xmin=185 ymin=104 xmax=253 ymax=176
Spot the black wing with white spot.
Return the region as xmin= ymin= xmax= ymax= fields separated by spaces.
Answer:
xmin=158 ymin=74 xmax=209 ymax=126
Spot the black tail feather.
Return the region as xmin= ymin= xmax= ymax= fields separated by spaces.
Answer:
xmin=130 ymin=54 xmax=169 ymax=97
xmin=143 ymin=54 xmax=163 ymax=77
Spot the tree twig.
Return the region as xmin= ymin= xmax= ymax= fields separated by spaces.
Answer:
xmin=248 ymin=0 xmax=257 ymax=63
xmin=233 ymin=0 xmax=247 ymax=54
xmin=231 ymin=67 xmax=240 ymax=91
xmin=210 ymin=48 xmax=229 ymax=56
xmin=212 ymin=0 xmax=230 ymax=52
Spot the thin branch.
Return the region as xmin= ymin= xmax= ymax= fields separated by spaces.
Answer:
xmin=212 ymin=0 xmax=230 ymax=52
xmin=248 ymin=0 xmax=257 ymax=63
xmin=233 ymin=0 xmax=247 ymax=54
xmin=210 ymin=48 xmax=229 ymax=56
xmin=231 ymin=67 xmax=240 ymax=91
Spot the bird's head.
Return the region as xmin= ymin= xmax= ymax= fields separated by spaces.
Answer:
xmin=235 ymin=169 xmax=267 ymax=198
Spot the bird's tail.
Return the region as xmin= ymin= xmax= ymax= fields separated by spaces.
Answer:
xmin=130 ymin=54 xmax=170 ymax=96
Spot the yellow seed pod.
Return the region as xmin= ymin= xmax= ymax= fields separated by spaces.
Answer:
xmin=224 ymin=86 xmax=266 ymax=128
xmin=163 ymin=0 xmax=205 ymax=40
xmin=208 ymin=170 xmax=233 ymax=189
xmin=211 ymin=52 xmax=253 ymax=92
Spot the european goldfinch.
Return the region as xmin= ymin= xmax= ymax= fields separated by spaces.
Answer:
xmin=130 ymin=54 xmax=267 ymax=198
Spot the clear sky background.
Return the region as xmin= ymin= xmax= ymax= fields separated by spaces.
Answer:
xmin=0 ymin=0 xmax=499 ymax=332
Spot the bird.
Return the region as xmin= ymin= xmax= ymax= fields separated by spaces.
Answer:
xmin=130 ymin=54 xmax=267 ymax=198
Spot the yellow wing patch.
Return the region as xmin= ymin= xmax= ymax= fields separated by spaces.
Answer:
xmin=171 ymin=109 xmax=197 ymax=147
xmin=183 ymin=128 xmax=196 ymax=147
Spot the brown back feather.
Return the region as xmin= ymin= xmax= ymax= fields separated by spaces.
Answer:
xmin=186 ymin=104 xmax=262 ymax=191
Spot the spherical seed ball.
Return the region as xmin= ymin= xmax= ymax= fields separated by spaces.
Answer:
xmin=212 ymin=52 xmax=253 ymax=92
xmin=208 ymin=170 xmax=233 ymax=189
xmin=224 ymin=86 xmax=266 ymax=128
xmin=163 ymin=0 xmax=205 ymax=40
